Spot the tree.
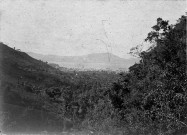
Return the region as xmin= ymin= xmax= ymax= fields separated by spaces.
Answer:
xmin=109 ymin=15 xmax=187 ymax=134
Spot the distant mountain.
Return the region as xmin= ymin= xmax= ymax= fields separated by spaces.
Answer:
xmin=27 ymin=52 xmax=139 ymax=71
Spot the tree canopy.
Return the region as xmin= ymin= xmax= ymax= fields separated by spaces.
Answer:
xmin=108 ymin=15 xmax=187 ymax=134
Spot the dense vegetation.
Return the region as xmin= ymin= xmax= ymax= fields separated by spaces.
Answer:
xmin=104 ymin=16 xmax=186 ymax=134
xmin=0 ymin=44 xmax=119 ymax=134
xmin=0 ymin=15 xmax=186 ymax=135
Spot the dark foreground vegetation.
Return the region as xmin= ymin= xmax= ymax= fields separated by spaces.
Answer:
xmin=0 ymin=15 xmax=186 ymax=135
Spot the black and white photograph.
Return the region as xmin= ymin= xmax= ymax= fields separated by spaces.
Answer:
xmin=0 ymin=0 xmax=186 ymax=134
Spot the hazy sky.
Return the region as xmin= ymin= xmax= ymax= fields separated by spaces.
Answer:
xmin=0 ymin=0 xmax=186 ymax=58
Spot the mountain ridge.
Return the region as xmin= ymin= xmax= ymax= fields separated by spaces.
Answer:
xmin=27 ymin=52 xmax=139 ymax=71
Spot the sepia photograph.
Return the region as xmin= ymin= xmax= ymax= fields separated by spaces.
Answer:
xmin=0 ymin=0 xmax=186 ymax=134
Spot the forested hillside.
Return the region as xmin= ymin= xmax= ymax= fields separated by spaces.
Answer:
xmin=0 ymin=15 xmax=186 ymax=135
xmin=0 ymin=43 xmax=119 ymax=134
xmin=105 ymin=16 xmax=187 ymax=135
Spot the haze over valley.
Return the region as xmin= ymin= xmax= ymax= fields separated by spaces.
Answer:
xmin=27 ymin=52 xmax=139 ymax=71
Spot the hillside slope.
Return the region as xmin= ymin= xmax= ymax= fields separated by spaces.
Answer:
xmin=0 ymin=43 xmax=57 ymax=78
xmin=0 ymin=42 xmax=119 ymax=134
xmin=0 ymin=42 xmax=72 ymax=133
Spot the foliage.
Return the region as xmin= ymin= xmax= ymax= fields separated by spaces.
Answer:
xmin=108 ymin=15 xmax=187 ymax=134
